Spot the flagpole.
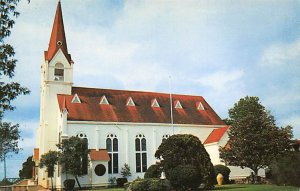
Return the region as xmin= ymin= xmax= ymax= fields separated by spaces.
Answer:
xmin=169 ymin=76 xmax=174 ymax=135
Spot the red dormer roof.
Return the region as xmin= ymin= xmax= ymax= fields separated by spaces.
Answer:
xmin=57 ymin=87 xmax=225 ymax=126
xmin=44 ymin=1 xmax=72 ymax=64
xmin=204 ymin=126 xmax=229 ymax=144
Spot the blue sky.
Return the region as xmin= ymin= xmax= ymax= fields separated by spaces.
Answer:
xmin=1 ymin=0 xmax=300 ymax=179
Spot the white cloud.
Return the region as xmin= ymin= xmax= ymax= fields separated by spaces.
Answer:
xmin=260 ymin=38 xmax=300 ymax=66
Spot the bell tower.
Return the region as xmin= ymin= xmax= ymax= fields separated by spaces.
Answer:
xmin=37 ymin=0 xmax=73 ymax=164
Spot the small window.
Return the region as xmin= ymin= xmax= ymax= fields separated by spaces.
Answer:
xmin=151 ymin=99 xmax=160 ymax=108
xmin=126 ymin=97 xmax=135 ymax=106
xmin=94 ymin=164 xmax=106 ymax=176
xmin=71 ymin=94 xmax=81 ymax=103
xmin=135 ymin=134 xmax=147 ymax=173
xmin=174 ymin=100 xmax=182 ymax=109
xmin=197 ymin=101 xmax=205 ymax=110
xmin=54 ymin=63 xmax=64 ymax=81
xmin=100 ymin=95 xmax=109 ymax=105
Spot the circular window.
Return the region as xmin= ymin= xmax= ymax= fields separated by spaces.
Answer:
xmin=94 ymin=164 xmax=106 ymax=176
xmin=57 ymin=41 xmax=62 ymax=45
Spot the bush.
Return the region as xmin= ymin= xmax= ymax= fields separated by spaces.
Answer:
xmin=214 ymin=164 xmax=231 ymax=184
xmin=144 ymin=164 xmax=162 ymax=178
xmin=270 ymin=152 xmax=300 ymax=187
xmin=116 ymin=177 xmax=128 ymax=187
xmin=167 ymin=164 xmax=202 ymax=191
xmin=63 ymin=179 xmax=75 ymax=191
xmin=131 ymin=178 xmax=170 ymax=191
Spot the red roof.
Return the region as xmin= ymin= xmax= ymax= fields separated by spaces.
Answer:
xmin=44 ymin=1 xmax=72 ymax=64
xmin=89 ymin=149 xmax=110 ymax=161
xmin=204 ymin=126 xmax=229 ymax=144
xmin=57 ymin=87 xmax=225 ymax=125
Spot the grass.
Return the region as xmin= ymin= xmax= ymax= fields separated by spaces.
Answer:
xmin=89 ymin=184 xmax=299 ymax=191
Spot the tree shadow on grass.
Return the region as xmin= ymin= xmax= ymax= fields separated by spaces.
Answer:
xmin=212 ymin=185 xmax=247 ymax=190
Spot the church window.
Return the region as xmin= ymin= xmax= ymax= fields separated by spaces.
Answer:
xmin=126 ymin=97 xmax=135 ymax=106
xmin=162 ymin=134 xmax=170 ymax=142
xmin=71 ymin=94 xmax=81 ymax=103
xmin=151 ymin=98 xmax=160 ymax=108
xmin=76 ymin=133 xmax=88 ymax=175
xmin=106 ymin=134 xmax=118 ymax=174
xmin=135 ymin=134 xmax=147 ymax=173
xmin=54 ymin=63 xmax=64 ymax=81
xmin=174 ymin=100 xmax=183 ymax=109
xmin=100 ymin=95 xmax=109 ymax=105
xmin=197 ymin=101 xmax=205 ymax=110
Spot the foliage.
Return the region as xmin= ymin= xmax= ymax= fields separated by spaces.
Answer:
xmin=0 ymin=122 xmax=21 ymax=160
xmin=167 ymin=164 xmax=202 ymax=191
xmin=0 ymin=0 xmax=30 ymax=119
xmin=63 ymin=179 xmax=75 ymax=191
xmin=39 ymin=151 xmax=60 ymax=177
xmin=220 ymin=96 xmax=293 ymax=175
xmin=270 ymin=152 xmax=300 ymax=187
xmin=214 ymin=165 xmax=231 ymax=184
xmin=121 ymin=163 xmax=131 ymax=178
xmin=108 ymin=177 xmax=116 ymax=185
xmin=131 ymin=178 xmax=170 ymax=191
xmin=19 ymin=156 xmax=35 ymax=179
xmin=116 ymin=178 xmax=127 ymax=187
xmin=144 ymin=164 xmax=162 ymax=179
xmin=0 ymin=178 xmax=14 ymax=186
xmin=155 ymin=134 xmax=215 ymax=189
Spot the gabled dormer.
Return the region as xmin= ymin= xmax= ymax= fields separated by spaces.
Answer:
xmin=71 ymin=94 xmax=81 ymax=103
xmin=196 ymin=101 xmax=205 ymax=110
xmin=99 ymin=95 xmax=109 ymax=105
xmin=174 ymin=100 xmax=183 ymax=109
xmin=151 ymin=98 xmax=160 ymax=108
xmin=126 ymin=97 xmax=135 ymax=106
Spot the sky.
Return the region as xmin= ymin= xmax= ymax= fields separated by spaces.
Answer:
xmin=1 ymin=0 xmax=300 ymax=179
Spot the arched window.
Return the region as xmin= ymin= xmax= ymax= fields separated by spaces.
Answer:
xmin=54 ymin=63 xmax=64 ymax=81
xmin=106 ymin=134 xmax=118 ymax=174
xmin=76 ymin=132 xmax=88 ymax=175
xmin=162 ymin=134 xmax=170 ymax=142
xmin=135 ymin=134 xmax=147 ymax=173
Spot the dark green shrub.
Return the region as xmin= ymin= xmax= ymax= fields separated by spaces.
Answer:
xmin=167 ymin=164 xmax=202 ymax=191
xmin=214 ymin=165 xmax=231 ymax=184
xmin=116 ymin=177 xmax=128 ymax=187
xmin=63 ymin=179 xmax=75 ymax=191
xmin=270 ymin=152 xmax=300 ymax=187
xmin=144 ymin=164 xmax=162 ymax=178
xmin=131 ymin=178 xmax=170 ymax=191
xmin=124 ymin=182 xmax=131 ymax=190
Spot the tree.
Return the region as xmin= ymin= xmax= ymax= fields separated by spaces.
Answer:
xmin=121 ymin=163 xmax=131 ymax=178
xmin=155 ymin=134 xmax=215 ymax=190
xmin=219 ymin=96 xmax=293 ymax=176
xmin=0 ymin=122 xmax=21 ymax=179
xmin=19 ymin=156 xmax=35 ymax=179
xmin=0 ymin=0 xmax=30 ymax=119
xmin=39 ymin=151 xmax=60 ymax=191
xmin=57 ymin=137 xmax=89 ymax=190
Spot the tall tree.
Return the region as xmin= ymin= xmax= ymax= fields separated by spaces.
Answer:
xmin=57 ymin=137 xmax=89 ymax=190
xmin=39 ymin=151 xmax=60 ymax=191
xmin=19 ymin=156 xmax=35 ymax=179
xmin=0 ymin=0 xmax=30 ymax=180
xmin=219 ymin=96 xmax=293 ymax=176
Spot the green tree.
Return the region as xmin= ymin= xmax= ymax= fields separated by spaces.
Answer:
xmin=121 ymin=163 xmax=131 ymax=178
xmin=155 ymin=134 xmax=215 ymax=190
xmin=57 ymin=137 xmax=89 ymax=190
xmin=19 ymin=156 xmax=35 ymax=179
xmin=0 ymin=122 xmax=21 ymax=179
xmin=39 ymin=151 xmax=60 ymax=191
xmin=220 ymin=96 xmax=293 ymax=176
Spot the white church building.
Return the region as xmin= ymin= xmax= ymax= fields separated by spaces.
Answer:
xmin=33 ymin=1 xmax=237 ymax=189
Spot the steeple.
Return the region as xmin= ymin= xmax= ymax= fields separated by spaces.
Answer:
xmin=45 ymin=1 xmax=72 ymax=64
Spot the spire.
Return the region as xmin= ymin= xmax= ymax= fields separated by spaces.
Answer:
xmin=45 ymin=1 xmax=72 ymax=64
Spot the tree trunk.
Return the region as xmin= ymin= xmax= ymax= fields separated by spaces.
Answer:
xmin=75 ymin=175 xmax=81 ymax=190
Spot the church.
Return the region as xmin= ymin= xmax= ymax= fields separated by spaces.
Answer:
xmin=33 ymin=1 xmax=230 ymax=189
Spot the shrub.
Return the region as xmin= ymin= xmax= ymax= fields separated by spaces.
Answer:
xmin=270 ymin=152 xmax=300 ymax=187
xmin=116 ymin=177 xmax=128 ymax=187
xmin=214 ymin=164 xmax=231 ymax=184
xmin=131 ymin=178 xmax=170 ymax=191
xmin=144 ymin=164 xmax=162 ymax=178
xmin=63 ymin=179 xmax=75 ymax=191
xmin=167 ymin=164 xmax=202 ymax=191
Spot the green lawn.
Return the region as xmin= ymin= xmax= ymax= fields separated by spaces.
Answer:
xmin=91 ymin=184 xmax=299 ymax=191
